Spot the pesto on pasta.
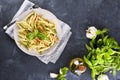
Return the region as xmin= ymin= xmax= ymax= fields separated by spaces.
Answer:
xmin=16 ymin=11 xmax=59 ymax=53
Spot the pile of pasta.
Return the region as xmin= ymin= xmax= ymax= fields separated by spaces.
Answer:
xmin=16 ymin=11 xmax=59 ymax=54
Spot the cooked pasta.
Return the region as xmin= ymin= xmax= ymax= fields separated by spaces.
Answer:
xmin=16 ymin=11 xmax=59 ymax=54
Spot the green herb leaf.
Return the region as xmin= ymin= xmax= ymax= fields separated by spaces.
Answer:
xmin=84 ymin=56 xmax=92 ymax=67
xmin=103 ymin=35 xmax=108 ymax=44
xmin=86 ymin=44 xmax=92 ymax=51
xmin=57 ymin=74 xmax=66 ymax=80
xmin=56 ymin=67 xmax=69 ymax=80
xmin=91 ymin=69 xmax=97 ymax=80
xmin=26 ymin=32 xmax=35 ymax=40
xmin=102 ymin=28 xmax=108 ymax=33
xmin=37 ymin=32 xmax=48 ymax=40
xmin=96 ymin=30 xmax=103 ymax=35
xmin=60 ymin=67 xmax=69 ymax=75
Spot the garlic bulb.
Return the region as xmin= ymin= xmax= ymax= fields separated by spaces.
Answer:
xmin=86 ymin=26 xmax=97 ymax=39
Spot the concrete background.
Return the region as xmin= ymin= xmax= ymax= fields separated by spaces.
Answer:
xmin=0 ymin=0 xmax=120 ymax=80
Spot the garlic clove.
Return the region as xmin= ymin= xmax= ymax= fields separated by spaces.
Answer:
xmin=50 ymin=73 xmax=58 ymax=78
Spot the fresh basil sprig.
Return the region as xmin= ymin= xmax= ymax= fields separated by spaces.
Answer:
xmin=26 ymin=32 xmax=35 ymax=40
xmin=26 ymin=30 xmax=48 ymax=40
xmin=84 ymin=28 xmax=120 ymax=80
xmin=50 ymin=67 xmax=69 ymax=80
xmin=57 ymin=67 xmax=69 ymax=80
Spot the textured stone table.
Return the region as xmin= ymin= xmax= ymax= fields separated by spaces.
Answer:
xmin=0 ymin=0 xmax=120 ymax=80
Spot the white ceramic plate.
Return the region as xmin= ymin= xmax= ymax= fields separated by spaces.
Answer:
xmin=14 ymin=8 xmax=62 ymax=56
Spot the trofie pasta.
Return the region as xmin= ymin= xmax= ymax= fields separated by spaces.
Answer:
xmin=16 ymin=11 xmax=59 ymax=54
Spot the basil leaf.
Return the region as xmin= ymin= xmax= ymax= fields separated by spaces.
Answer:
xmin=37 ymin=32 xmax=48 ymax=40
xmin=103 ymin=35 xmax=108 ymax=44
xmin=60 ymin=67 xmax=69 ymax=75
xmin=86 ymin=44 xmax=92 ymax=51
xmin=26 ymin=32 xmax=35 ymax=40
xmin=117 ymin=63 xmax=120 ymax=70
xmin=102 ymin=28 xmax=108 ymax=33
xmin=97 ymin=39 xmax=102 ymax=46
xmin=56 ymin=67 xmax=69 ymax=80
xmin=91 ymin=69 xmax=97 ymax=80
xmin=57 ymin=74 xmax=66 ymax=80
xmin=84 ymin=56 xmax=92 ymax=67
xmin=90 ymin=41 xmax=94 ymax=48
xmin=96 ymin=30 xmax=102 ymax=35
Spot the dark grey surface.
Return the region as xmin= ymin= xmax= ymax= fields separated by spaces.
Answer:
xmin=0 ymin=0 xmax=120 ymax=80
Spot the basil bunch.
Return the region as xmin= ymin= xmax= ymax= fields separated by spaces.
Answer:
xmin=84 ymin=28 xmax=120 ymax=80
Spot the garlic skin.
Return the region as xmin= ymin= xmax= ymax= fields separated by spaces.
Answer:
xmin=86 ymin=26 xmax=97 ymax=39
xmin=74 ymin=70 xmax=81 ymax=76
xmin=97 ymin=74 xmax=109 ymax=80
xmin=50 ymin=73 xmax=58 ymax=78
xmin=74 ymin=60 xmax=79 ymax=65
